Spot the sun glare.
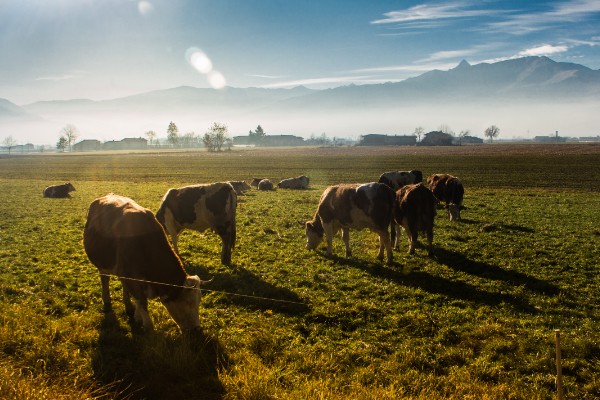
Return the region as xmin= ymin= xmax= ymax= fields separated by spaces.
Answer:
xmin=138 ymin=1 xmax=154 ymax=16
xmin=185 ymin=46 xmax=226 ymax=90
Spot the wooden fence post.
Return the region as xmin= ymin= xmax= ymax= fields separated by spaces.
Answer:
xmin=555 ymin=329 xmax=564 ymax=400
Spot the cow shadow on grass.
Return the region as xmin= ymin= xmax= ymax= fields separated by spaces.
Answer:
xmin=330 ymin=255 xmax=538 ymax=313
xmin=189 ymin=264 xmax=310 ymax=316
xmin=92 ymin=311 xmax=226 ymax=400
xmin=432 ymin=247 xmax=558 ymax=296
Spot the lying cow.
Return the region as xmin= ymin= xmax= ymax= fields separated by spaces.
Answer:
xmin=427 ymin=174 xmax=465 ymax=221
xmin=305 ymin=182 xmax=395 ymax=264
xmin=393 ymin=183 xmax=436 ymax=255
xmin=83 ymin=194 xmax=209 ymax=332
xmin=278 ymin=175 xmax=309 ymax=189
xmin=257 ymin=179 xmax=274 ymax=191
xmin=43 ymin=182 xmax=76 ymax=198
xmin=156 ymin=182 xmax=237 ymax=265
xmin=227 ymin=181 xmax=251 ymax=195
xmin=378 ymin=170 xmax=423 ymax=191
xmin=250 ymin=178 xmax=268 ymax=188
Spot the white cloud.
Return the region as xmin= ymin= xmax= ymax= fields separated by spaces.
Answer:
xmin=35 ymin=71 xmax=88 ymax=82
xmin=517 ymin=44 xmax=569 ymax=57
xmin=371 ymin=2 xmax=489 ymax=24
xmin=262 ymin=75 xmax=373 ymax=89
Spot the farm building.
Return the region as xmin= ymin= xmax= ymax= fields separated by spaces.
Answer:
xmin=358 ymin=134 xmax=417 ymax=146
xmin=73 ymin=139 xmax=102 ymax=152
xmin=103 ymin=137 xmax=148 ymax=150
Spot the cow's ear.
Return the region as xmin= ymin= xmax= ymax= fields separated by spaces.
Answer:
xmin=460 ymin=205 xmax=467 ymax=210
xmin=185 ymin=276 xmax=201 ymax=288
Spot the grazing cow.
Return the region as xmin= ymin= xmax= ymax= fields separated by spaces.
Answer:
xmin=257 ymin=179 xmax=274 ymax=191
xmin=156 ymin=183 xmax=237 ymax=265
xmin=305 ymin=182 xmax=395 ymax=264
xmin=393 ymin=183 xmax=436 ymax=255
xmin=83 ymin=194 xmax=208 ymax=332
xmin=43 ymin=182 xmax=76 ymax=198
xmin=277 ymin=175 xmax=310 ymax=189
xmin=227 ymin=181 xmax=251 ymax=195
xmin=250 ymin=178 xmax=268 ymax=188
xmin=378 ymin=170 xmax=423 ymax=191
xmin=427 ymin=174 xmax=465 ymax=221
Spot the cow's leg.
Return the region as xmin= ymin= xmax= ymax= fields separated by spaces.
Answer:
xmin=218 ymin=226 xmax=234 ymax=265
xmin=341 ymin=228 xmax=351 ymax=257
xmin=323 ymin=224 xmax=335 ymax=256
xmin=426 ymin=228 xmax=434 ymax=255
xmin=404 ymin=224 xmax=416 ymax=255
xmin=100 ymin=274 xmax=112 ymax=312
xmin=134 ymin=298 xmax=154 ymax=331
xmin=394 ymin=224 xmax=402 ymax=250
xmin=376 ymin=230 xmax=393 ymax=264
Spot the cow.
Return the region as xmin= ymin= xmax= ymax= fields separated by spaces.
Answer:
xmin=277 ymin=175 xmax=310 ymax=189
xmin=43 ymin=182 xmax=76 ymax=198
xmin=427 ymin=174 xmax=465 ymax=221
xmin=257 ymin=179 xmax=274 ymax=191
xmin=378 ymin=170 xmax=423 ymax=191
xmin=305 ymin=182 xmax=395 ymax=264
xmin=83 ymin=194 xmax=209 ymax=333
xmin=227 ymin=181 xmax=251 ymax=195
xmin=156 ymin=183 xmax=237 ymax=265
xmin=250 ymin=178 xmax=268 ymax=188
xmin=393 ymin=183 xmax=436 ymax=255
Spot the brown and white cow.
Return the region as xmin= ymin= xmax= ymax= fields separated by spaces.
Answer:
xmin=227 ymin=181 xmax=251 ymax=195
xmin=305 ymin=182 xmax=396 ymax=264
xmin=378 ymin=170 xmax=423 ymax=191
xmin=427 ymin=174 xmax=465 ymax=221
xmin=257 ymin=179 xmax=274 ymax=191
xmin=83 ymin=194 xmax=208 ymax=332
xmin=278 ymin=175 xmax=310 ymax=189
xmin=156 ymin=183 xmax=237 ymax=265
xmin=393 ymin=183 xmax=436 ymax=255
xmin=43 ymin=182 xmax=76 ymax=198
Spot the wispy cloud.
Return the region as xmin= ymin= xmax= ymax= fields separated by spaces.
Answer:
xmin=371 ymin=2 xmax=489 ymax=25
xmin=261 ymin=75 xmax=372 ymax=88
xmin=351 ymin=62 xmax=457 ymax=74
xmin=35 ymin=71 xmax=88 ymax=82
xmin=245 ymin=74 xmax=287 ymax=80
xmin=517 ymin=44 xmax=569 ymax=57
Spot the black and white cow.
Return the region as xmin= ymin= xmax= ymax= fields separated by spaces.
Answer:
xmin=278 ymin=175 xmax=309 ymax=189
xmin=156 ymin=182 xmax=237 ymax=265
xmin=378 ymin=170 xmax=423 ymax=191
xmin=305 ymin=182 xmax=396 ymax=264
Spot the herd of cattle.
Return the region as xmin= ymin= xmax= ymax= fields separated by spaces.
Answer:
xmin=44 ymin=172 xmax=464 ymax=333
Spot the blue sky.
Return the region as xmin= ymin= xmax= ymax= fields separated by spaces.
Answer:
xmin=1 ymin=0 xmax=600 ymax=104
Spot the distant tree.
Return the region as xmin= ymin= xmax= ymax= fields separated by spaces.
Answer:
xmin=181 ymin=132 xmax=198 ymax=148
xmin=413 ymin=126 xmax=424 ymax=142
xmin=207 ymin=122 xmax=229 ymax=151
xmin=145 ymin=130 xmax=157 ymax=145
xmin=167 ymin=122 xmax=179 ymax=147
xmin=458 ymin=129 xmax=470 ymax=146
xmin=248 ymin=124 xmax=266 ymax=144
xmin=484 ymin=125 xmax=500 ymax=143
xmin=56 ymin=136 xmax=68 ymax=152
xmin=61 ymin=124 xmax=78 ymax=152
xmin=2 ymin=136 xmax=17 ymax=155
xmin=438 ymin=124 xmax=454 ymax=135
xmin=202 ymin=132 xmax=215 ymax=151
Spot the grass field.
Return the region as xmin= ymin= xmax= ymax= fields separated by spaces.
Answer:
xmin=1 ymin=144 xmax=599 ymax=399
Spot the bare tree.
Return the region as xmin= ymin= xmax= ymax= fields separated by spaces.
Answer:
xmin=458 ymin=129 xmax=470 ymax=146
xmin=413 ymin=126 xmax=424 ymax=143
xmin=61 ymin=124 xmax=79 ymax=152
xmin=2 ymin=136 xmax=17 ymax=155
xmin=204 ymin=122 xmax=229 ymax=152
xmin=484 ymin=125 xmax=500 ymax=143
xmin=438 ymin=124 xmax=454 ymax=135
xmin=145 ymin=130 xmax=157 ymax=146
xmin=167 ymin=121 xmax=179 ymax=147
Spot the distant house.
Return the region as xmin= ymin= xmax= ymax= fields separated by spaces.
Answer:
xmin=453 ymin=135 xmax=484 ymax=145
xmin=358 ymin=134 xmax=417 ymax=146
xmin=103 ymin=137 xmax=148 ymax=150
xmin=232 ymin=136 xmax=253 ymax=146
xmin=534 ymin=136 xmax=566 ymax=143
xmin=73 ymin=139 xmax=102 ymax=152
xmin=420 ymin=131 xmax=454 ymax=146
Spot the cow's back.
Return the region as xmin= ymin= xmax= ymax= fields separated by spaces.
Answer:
xmin=395 ymin=183 xmax=436 ymax=229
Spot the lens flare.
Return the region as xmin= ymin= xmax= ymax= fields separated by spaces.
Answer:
xmin=208 ymin=70 xmax=227 ymax=89
xmin=138 ymin=1 xmax=154 ymax=16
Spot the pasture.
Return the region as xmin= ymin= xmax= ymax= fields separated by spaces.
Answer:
xmin=1 ymin=144 xmax=599 ymax=399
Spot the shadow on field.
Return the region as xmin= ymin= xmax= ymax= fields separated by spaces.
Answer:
xmin=92 ymin=311 xmax=226 ymax=400
xmin=193 ymin=265 xmax=310 ymax=315
xmin=432 ymin=248 xmax=558 ymax=296
xmin=339 ymin=258 xmax=538 ymax=313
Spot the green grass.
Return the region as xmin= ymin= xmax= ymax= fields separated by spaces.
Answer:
xmin=1 ymin=145 xmax=599 ymax=399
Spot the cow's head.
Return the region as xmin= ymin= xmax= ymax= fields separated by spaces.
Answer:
xmin=305 ymin=221 xmax=323 ymax=250
xmin=446 ymin=203 xmax=465 ymax=221
xmin=66 ymin=182 xmax=76 ymax=192
xmin=163 ymin=275 xmax=204 ymax=333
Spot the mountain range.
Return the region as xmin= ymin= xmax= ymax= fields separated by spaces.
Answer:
xmin=2 ymin=56 xmax=599 ymax=145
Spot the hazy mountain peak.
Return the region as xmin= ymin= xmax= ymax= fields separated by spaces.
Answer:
xmin=455 ymin=59 xmax=471 ymax=69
